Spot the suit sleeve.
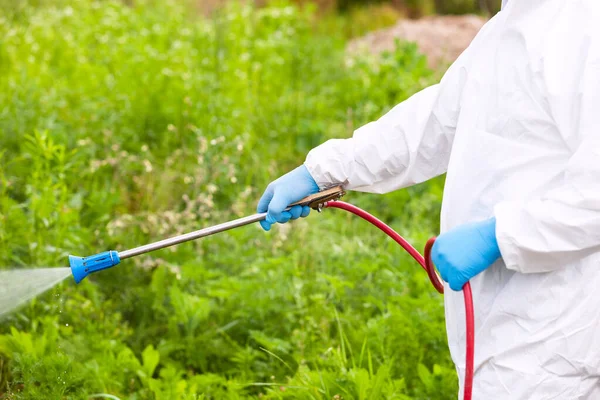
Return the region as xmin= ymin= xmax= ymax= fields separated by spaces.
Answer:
xmin=304 ymin=51 xmax=470 ymax=194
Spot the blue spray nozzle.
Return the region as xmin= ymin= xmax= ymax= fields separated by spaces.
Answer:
xmin=69 ymin=251 xmax=121 ymax=284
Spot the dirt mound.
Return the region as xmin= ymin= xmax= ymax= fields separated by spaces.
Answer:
xmin=348 ymin=15 xmax=487 ymax=69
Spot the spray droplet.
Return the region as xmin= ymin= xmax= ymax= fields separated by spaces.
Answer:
xmin=65 ymin=323 xmax=69 ymax=327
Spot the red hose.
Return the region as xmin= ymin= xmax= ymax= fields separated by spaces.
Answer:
xmin=325 ymin=201 xmax=474 ymax=400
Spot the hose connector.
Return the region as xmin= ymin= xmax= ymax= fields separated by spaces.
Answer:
xmin=69 ymin=250 xmax=120 ymax=284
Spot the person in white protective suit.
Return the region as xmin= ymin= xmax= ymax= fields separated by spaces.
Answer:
xmin=257 ymin=0 xmax=600 ymax=398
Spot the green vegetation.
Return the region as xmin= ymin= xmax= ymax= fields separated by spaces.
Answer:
xmin=336 ymin=0 xmax=500 ymax=17
xmin=0 ymin=0 xmax=455 ymax=398
xmin=321 ymin=3 xmax=404 ymax=39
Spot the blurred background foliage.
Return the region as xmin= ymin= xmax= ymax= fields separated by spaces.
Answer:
xmin=0 ymin=0 xmax=494 ymax=398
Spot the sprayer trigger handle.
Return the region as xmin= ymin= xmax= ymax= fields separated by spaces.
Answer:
xmin=289 ymin=186 xmax=345 ymax=210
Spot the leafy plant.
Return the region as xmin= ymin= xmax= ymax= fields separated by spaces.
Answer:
xmin=0 ymin=1 xmax=455 ymax=399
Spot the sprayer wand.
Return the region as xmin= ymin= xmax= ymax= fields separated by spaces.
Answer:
xmin=68 ymin=186 xmax=345 ymax=284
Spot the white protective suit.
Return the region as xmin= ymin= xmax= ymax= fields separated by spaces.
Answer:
xmin=304 ymin=1 xmax=600 ymax=398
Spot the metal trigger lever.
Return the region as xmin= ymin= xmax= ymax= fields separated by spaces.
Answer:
xmin=289 ymin=186 xmax=346 ymax=211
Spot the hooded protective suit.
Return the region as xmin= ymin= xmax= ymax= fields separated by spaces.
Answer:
xmin=304 ymin=1 xmax=600 ymax=398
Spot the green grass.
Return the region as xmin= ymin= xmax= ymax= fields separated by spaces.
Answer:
xmin=0 ymin=1 xmax=456 ymax=399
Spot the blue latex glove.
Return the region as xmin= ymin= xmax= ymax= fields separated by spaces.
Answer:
xmin=431 ymin=218 xmax=501 ymax=291
xmin=257 ymin=165 xmax=319 ymax=231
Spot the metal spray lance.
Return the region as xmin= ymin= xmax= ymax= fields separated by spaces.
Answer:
xmin=68 ymin=187 xmax=345 ymax=283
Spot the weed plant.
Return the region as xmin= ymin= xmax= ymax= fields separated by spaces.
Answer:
xmin=0 ymin=0 xmax=455 ymax=398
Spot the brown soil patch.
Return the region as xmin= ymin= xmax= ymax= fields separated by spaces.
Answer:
xmin=348 ymin=15 xmax=488 ymax=69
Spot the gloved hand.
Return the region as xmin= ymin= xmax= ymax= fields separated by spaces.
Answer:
xmin=431 ymin=218 xmax=501 ymax=291
xmin=257 ymin=165 xmax=319 ymax=231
